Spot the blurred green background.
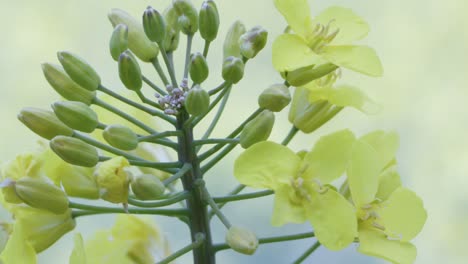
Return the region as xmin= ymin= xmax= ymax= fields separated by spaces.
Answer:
xmin=0 ymin=0 xmax=466 ymax=263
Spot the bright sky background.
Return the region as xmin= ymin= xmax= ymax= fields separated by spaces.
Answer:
xmin=0 ymin=0 xmax=467 ymax=263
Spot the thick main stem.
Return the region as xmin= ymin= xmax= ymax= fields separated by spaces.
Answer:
xmin=176 ymin=110 xmax=215 ymax=264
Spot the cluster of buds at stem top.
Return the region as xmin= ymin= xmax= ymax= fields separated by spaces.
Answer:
xmin=156 ymin=79 xmax=189 ymax=115
xmin=108 ymin=8 xmax=159 ymax=62
xmin=199 ymin=0 xmax=219 ymax=42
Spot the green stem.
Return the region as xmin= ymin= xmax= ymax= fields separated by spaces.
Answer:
xmin=194 ymin=138 xmax=239 ymax=146
xmin=198 ymin=108 xmax=263 ymax=161
xmin=73 ymin=132 xmax=144 ymax=161
xmin=292 ymin=241 xmax=321 ymax=264
xmin=198 ymin=180 xmax=232 ymax=229
xmin=128 ymin=160 xmax=181 ymax=171
xmin=212 ymin=190 xmax=274 ymax=203
xmin=208 ymin=184 xmax=245 ymax=219
xmin=157 ymin=233 xmax=205 ymax=264
xmin=208 ymin=82 xmax=227 ymax=96
xmin=212 ymin=231 xmax=316 ymax=252
xmin=163 ymin=163 xmax=193 ymax=186
xmin=98 ymin=84 xmax=161 ymax=113
xmin=69 ymin=202 xmax=189 ymax=217
xmin=192 ymin=85 xmax=232 ymax=127
xmin=93 ymin=97 xmax=157 ymax=134
xmin=127 ymin=191 xmax=190 ymax=208
xmin=151 ymin=57 xmax=170 ymax=87
xmin=203 ymin=40 xmax=211 ymax=58
xmin=142 ymin=75 xmax=167 ymax=95
xmin=201 ymin=143 xmax=237 ymax=173
xmin=281 ymin=126 xmax=299 ymax=146
xmin=134 ymin=90 xmax=176 ymax=124
xmin=197 ymin=88 xmax=232 ymax=149
xmin=308 ymin=106 xmax=343 ymax=133
xmin=138 ymin=130 xmax=183 ymax=141
xmin=184 ymin=34 xmax=194 ymax=79
xmin=160 ymin=47 xmax=178 ymax=87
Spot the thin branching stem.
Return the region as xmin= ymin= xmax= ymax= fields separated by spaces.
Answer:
xmin=212 ymin=190 xmax=274 ymax=203
xmin=142 ymin=75 xmax=167 ymax=95
xmin=157 ymin=233 xmax=205 ymax=264
xmin=292 ymin=241 xmax=321 ymax=264
xmin=127 ymin=191 xmax=190 ymax=208
xmin=184 ymin=34 xmax=194 ymax=79
xmin=151 ymin=57 xmax=170 ymax=87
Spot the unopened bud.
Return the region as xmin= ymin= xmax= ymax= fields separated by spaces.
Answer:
xmin=222 ymin=56 xmax=244 ymax=84
xmin=143 ymin=6 xmax=166 ymax=44
xmin=52 ymin=101 xmax=99 ymax=133
xmin=41 ymin=63 xmax=96 ymax=105
xmin=50 ymin=136 xmax=99 ymax=167
xmin=286 ymin=63 xmax=339 ymax=87
xmin=223 ymin=20 xmax=246 ymax=59
xmin=240 ymin=110 xmax=275 ymax=148
xmin=95 ymin=156 xmax=130 ymax=203
xmin=184 ymin=86 xmax=210 ymax=116
xmin=119 ymin=51 xmax=142 ymax=91
xmin=289 ymin=87 xmax=330 ymax=133
xmin=258 ymin=84 xmax=291 ymax=112
xmin=108 ymin=8 xmax=159 ymax=62
xmin=110 ymin=24 xmax=129 ymax=61
xmin=131 ymin=174 xmax=166 ymax=200
xmin=239 ymin=26 xmax=268 ymax=59
xmin=225 ymin=226 xmax=258 ymax=255
xmin=199 ymin=0 xmax=219 ymax=42
xmin=103 ymin=124 xmax=139 ymax=151
xmin=163 ymin=6 xmax=181 ymax=52
xmin=57 ymin=51 xmax=101 ymax=91
xmin=172 ymin=0 xmax=199 ymax=35
xmin=18 ymin=108 xmax=73 ymax=140
xmin=189 ymin=52 xmax=209 ymax=84
xmin=14 ymin=177 xmax=69 ymax=214
xmin=61 ymin=166 xmax=99 ymax=199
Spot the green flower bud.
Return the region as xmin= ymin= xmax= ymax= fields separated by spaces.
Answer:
xmin=18 ymin=208 xmax=75 ymax=253
xmin=222 ymin=56 xmax=244 ymax=84
xmin=110 ymin=24 xmax=129 ymax=61
xmin=52 ymin=101 xmax=99 ymax=133
xmin=223 ymin=20 xmax=246 ymax=59
xmin=258 ymin=84 xmax=291 ymax=112
xmin=199 ymin=0 xmax=219 ymax=42
xmin=50 ymin=136 xmax=99 ymax=167
xmin=143 ymin=6 xmax=166 ymax=44
xmin=103 ymin=124 xmax=138 ymax=151
xmin=239 ymin=26 xmax=268 ymax=59
xmin=119 ymin=51 xmax=142 ymax=91
xmin=61 ymin=166 xmax=99 ymax=199
xmin=286 ymin=63 xmax=339 ymax=87
xmin=14 ymin=177 xmax=69 ymax=214
xmin=289 ymin=87 xmax=331 ymax=133
xmin=57 ymin=51 xmax=101 ymax=91
xmin=225 ymin=226 xmax=258 ymax=255
xmin=162 ymin=6 xmax=181 ymax=52
xmin=184 ymin=86 xmax=210 ymax=116
xmin=131 ymin=174 xmax=166 ymax=200
xmin=108 ymin=8 xmax=159 ymax=62
xmin=18 ymin=108 xmax=73 ymax=140
xmin=41 ymin=63 xmax=96 ymax=105
xmin=172 ymin=0 xmax=198 ymax=35
xmin=240 ymin=110 xmax=275 ymax=148
xmin=189 ymin=52 xmax=209 ymax=84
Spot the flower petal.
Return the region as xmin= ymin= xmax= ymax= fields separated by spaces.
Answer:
xmin=234 ymin=141 xmax=301 ymax=189
xmin=302 ymin=129 xmax=356 ymax=183
xmin=70 ymin=233 xmax=87 ymax=264
xmin=314 ymin=6 xmax=370 ymax=45
xmin=347 ymin=139 xmax=381 ymax=207
xmin=272 ymin=34 xmax=319 ymax=72
xmin=274 ymin=0 xmax=312 ymax=37
xmin=321 ymin=45 xmax=383 ymax=77
xmin=306 ymin=188 xmax=357 ymax=250
xmin=378 ymin=187 xmax=427 ymax=242
xmin=358 ymin=227 xmax=416 ymax=264
xmin=375 ymin=166 xmax=402 ymax=201
xmin=307 ymin=84 xmax=380 ymax=114
xmin=0 ymin=224 xmax=37 ymax=264
xmin=360 ymin=130 xmax=399 ymax=170
xmin=271 ymin=185 xmax=308 ymax=226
